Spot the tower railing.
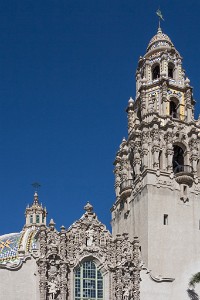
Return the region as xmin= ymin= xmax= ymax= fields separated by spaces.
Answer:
xmin=174 ymin=165 xmax=194 ymax=185
xmin=173 ymin=165 xmax=193 ymax=175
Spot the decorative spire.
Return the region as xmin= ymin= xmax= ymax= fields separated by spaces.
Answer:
xmin=31 ymin=182 xmax=41 ymax=206
xmin=128 ymin=97 xmax=134 ymax=107
xmin=49 ymin=218 xmax=55 ymax=226
xmin=157 ymin=26 xmax=162 ymax=34
xmin=33 ymin=191 xmax=39 ymax=205
xmin=49 ymin=218 xmax=55 ymax=229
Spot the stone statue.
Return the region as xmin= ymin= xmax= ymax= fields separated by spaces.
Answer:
xmin=48 ymin=279 xmax=59 ymax=300
xmin=86 ymin=229 xmax=94 ymax=246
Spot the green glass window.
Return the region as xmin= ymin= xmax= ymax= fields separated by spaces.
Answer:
xmin=30 ymin=215 xmax=33 ymax=223
xmin=74 ymin=261 xmax=103 ymax=300
xmin=36 ymin=214 xmax=40 ymax=223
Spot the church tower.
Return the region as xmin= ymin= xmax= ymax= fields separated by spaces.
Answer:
xmin=111 ymin=26 xmax=200 ymax=278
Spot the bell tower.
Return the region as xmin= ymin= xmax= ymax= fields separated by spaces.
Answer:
xmin=111 ymin=26 xmax=200 ymax=278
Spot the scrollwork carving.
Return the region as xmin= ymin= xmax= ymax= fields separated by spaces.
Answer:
xmin=37 ymin=206 xmax=141 ymax=300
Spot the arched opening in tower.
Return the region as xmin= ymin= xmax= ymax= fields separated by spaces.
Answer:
xmin=168 ymin=63 xmax=175 ymax=79
xmin=159 ymin=150 xmax=163 ymax=170
xmin=170 ymin=100 xmax=178 ymax=118
xmin=152 ymin=65 xmax=160 ymax=80
xmin=173 ymin=145 xmax=184 ymax=173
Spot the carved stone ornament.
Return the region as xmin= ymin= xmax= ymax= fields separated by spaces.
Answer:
xmin=37 ymin=221 xmax=68 ymax=300
xmin=37 ymin=205 xmax=141 ymax=300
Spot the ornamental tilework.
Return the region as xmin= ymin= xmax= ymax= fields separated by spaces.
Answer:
xmin=0 ymin=229 xmax=39 ymax=269
xmin=0 ymin=232 xmax=22 ymax=262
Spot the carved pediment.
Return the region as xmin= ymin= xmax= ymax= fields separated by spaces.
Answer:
xmin=67 ymin=202 xmax=113 ymax=268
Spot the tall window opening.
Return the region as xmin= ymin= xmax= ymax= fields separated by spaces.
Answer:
xmin=152 ymin=65 xmax=160 ymax=80
xmin=159 ymin=151 xmax=163 ymax=170
xmin=163 ymin=214 xmax=168 ymax=225
xmin=36 ymin=214 xmax=40 ymax=223
xmin=173 ymin=145 xmax=184 ymax=173
xmin=137 ymin=108 xmax=141 ymax=121
xmin=170 ymin=99 xmax=178 ymax=118
xmin=74 ymin=261 xmax=103 ymax=300
xmin=30 ymin=215 xmax=33 ymax=224
xmin=168 ymin=63 xmax=175 ymax=79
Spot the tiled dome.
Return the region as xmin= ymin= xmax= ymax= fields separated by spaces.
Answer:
xmin=0 ymin=229 xmax=38 ymax=269
xmin=146 ymin=27 xmax=174 ymax=53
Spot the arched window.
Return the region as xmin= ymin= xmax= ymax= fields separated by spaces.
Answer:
xmin=152 ymin=65 xmax=160 ymax=80
xmin=173 ymin=145 xmax=184 ymax=173
xmin=170 ymin=98 xmax=178 ymax=118
xmin=30 ymin=215 xmax=33 ymax=224
xmin=168 ymin=63 xmax=175 ymax=79
xmin=74 ymin=261 xmax=103 ymax=300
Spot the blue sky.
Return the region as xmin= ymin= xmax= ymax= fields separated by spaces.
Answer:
xmin=0 ymin=0 xmax=200 ymax=234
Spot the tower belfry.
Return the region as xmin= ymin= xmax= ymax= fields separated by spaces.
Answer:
xmin=111 ymin=26 xmax=200 ymax=278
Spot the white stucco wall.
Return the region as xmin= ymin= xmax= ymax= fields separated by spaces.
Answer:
xmin=0 ymin=257 xmax=39 ymax=300
xmin=140 ymin=262 xmax=200 ymax=300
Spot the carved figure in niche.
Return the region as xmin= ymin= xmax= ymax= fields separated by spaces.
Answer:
xmin=149 ymin=96 xmax=155 ymax=113
xmin=100 ymin=233 xmax=106 ymax=246
xmin=48 ymin=279 xmax=59 ymax=300
xmin=114 ymin=166 xmax=121 ymax=198
xmin=39 ymin=230 xmax=46 ymax=256
xmin=128 ymin=110 xmax=136 ymax=132
xmin=47 ymin=233 xmax=59 ymax=253
xmin=121 ymin=155 xmax=129 ymax=181
xmin=133 ymin=151 xmax=141 ymax=176
xmin=123 ymin=284 xmax=132 ymax=300
xmin=48 ymin=259 xmax=58 ymax=278
xmin=86 ymin=228 xmax=94 ymax=246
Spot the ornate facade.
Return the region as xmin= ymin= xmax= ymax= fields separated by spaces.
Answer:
xmin=37 ymin=202 xmax=141 ymax=300
xmin=1 ymin=26 xmax=200 ymax=300
xmin=0 ymin=194 xmax=141 ymax=300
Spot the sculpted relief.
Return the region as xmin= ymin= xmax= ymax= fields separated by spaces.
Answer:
xmin=37 ymin=203 xmax=141 ymax=300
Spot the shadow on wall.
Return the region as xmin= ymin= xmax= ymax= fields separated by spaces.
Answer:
xmin=187 ymin=289 xmax=199 ymax=300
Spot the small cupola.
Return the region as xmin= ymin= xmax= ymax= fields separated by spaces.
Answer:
xmin=24 ymin=192 xmax=47 ymax=228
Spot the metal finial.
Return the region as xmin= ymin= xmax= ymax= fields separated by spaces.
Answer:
xmin=156 ymin=9 xmax=164 ymax=30
xmin=31 ymin=182 xmax=41 ymax=192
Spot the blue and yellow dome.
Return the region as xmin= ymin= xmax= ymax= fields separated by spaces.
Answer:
xmin=0 ymin=229 xmax=39 ymax=269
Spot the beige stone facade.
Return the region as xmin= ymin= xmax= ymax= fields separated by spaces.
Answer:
xmin=111 ymin=26 xmax=200 ymax=299
xmin=1 ymin=26 xmax=200 ymax=299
